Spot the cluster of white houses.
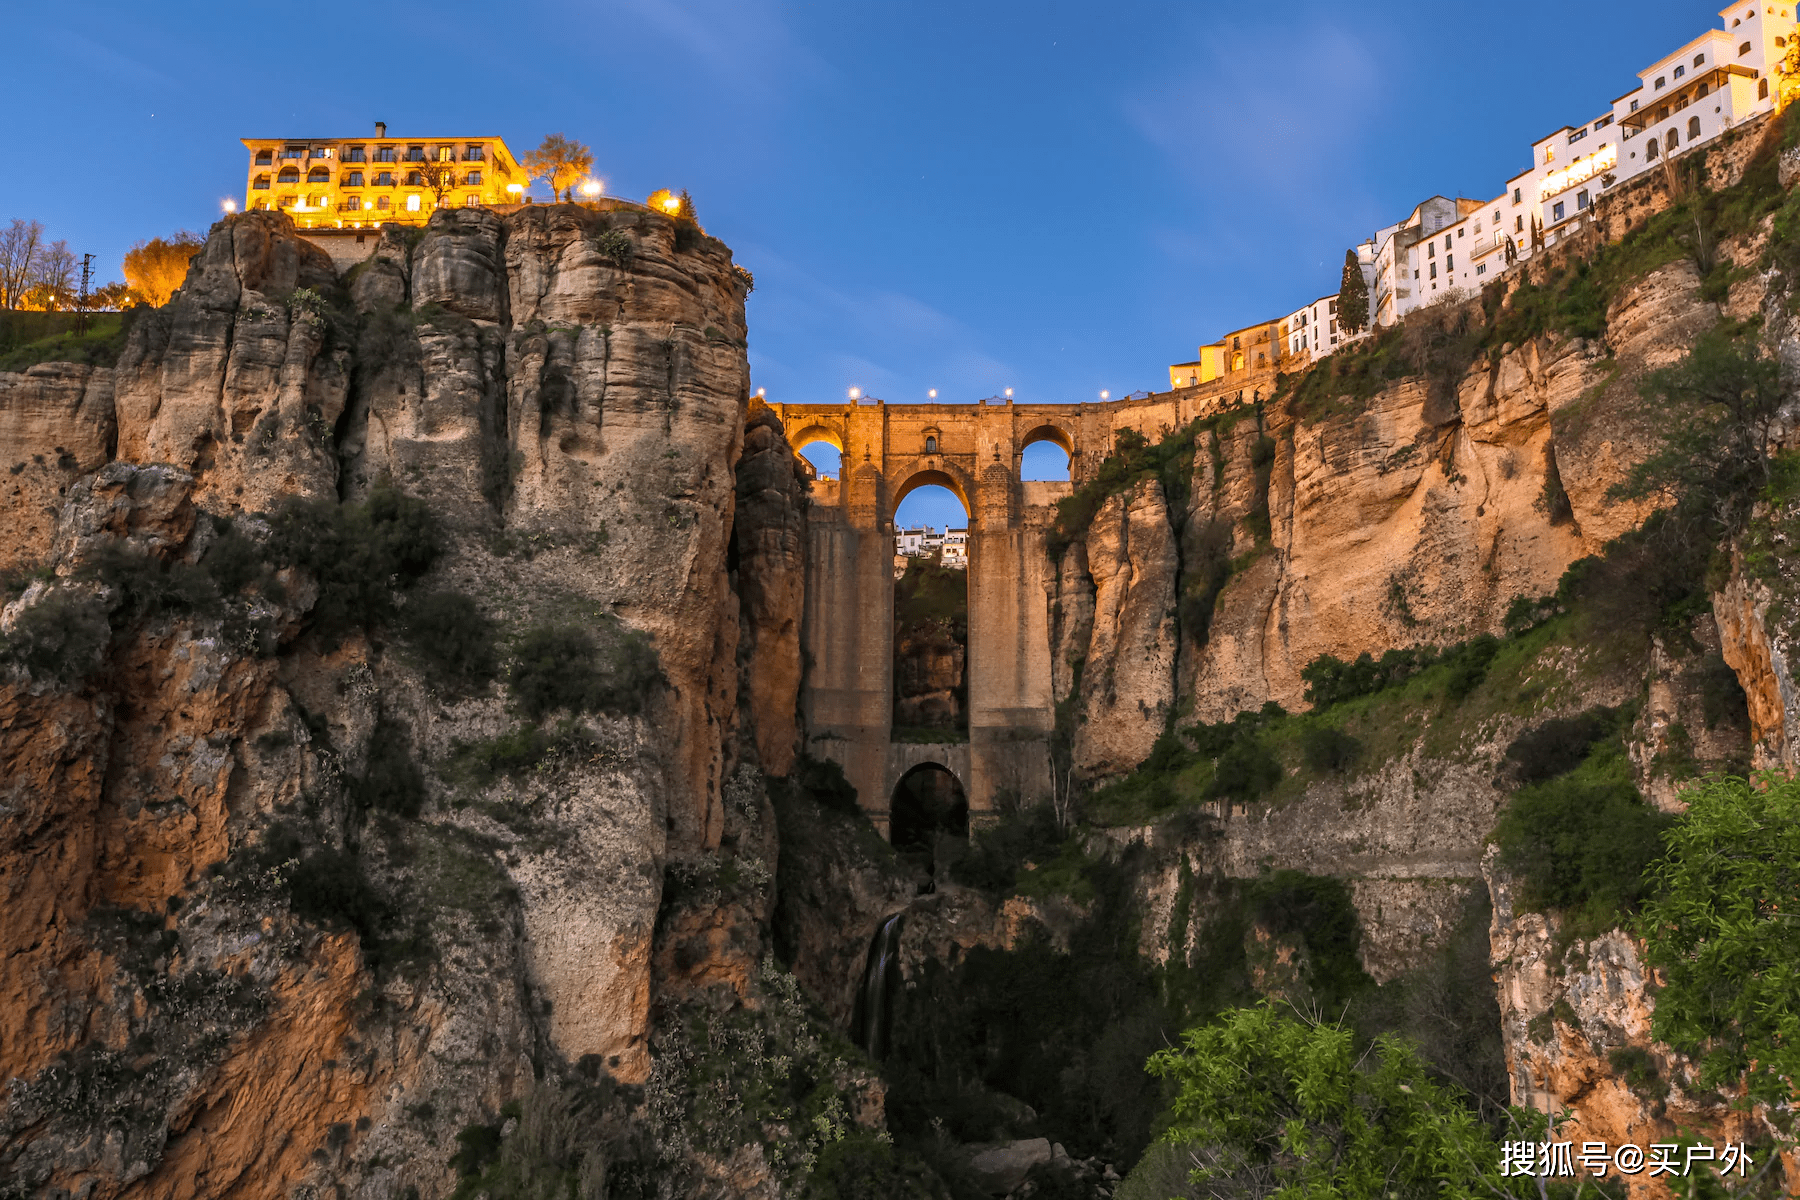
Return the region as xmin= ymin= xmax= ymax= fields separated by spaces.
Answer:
xmin=894 ymin=527 xmax=969 ymax=574
xmin=1170 ymin=2 xmax=1797 ymax=389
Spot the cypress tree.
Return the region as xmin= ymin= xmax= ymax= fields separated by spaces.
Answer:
xmin=1338 ymin=249 xmax=1369 ymax=334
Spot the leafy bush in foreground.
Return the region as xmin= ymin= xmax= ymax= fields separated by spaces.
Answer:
xmin=1641 ymin=772 xmax=1800 ymax=1106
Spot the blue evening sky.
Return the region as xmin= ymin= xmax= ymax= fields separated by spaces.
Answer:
xmin=10 ymin=0 xmax=1706 ymax=529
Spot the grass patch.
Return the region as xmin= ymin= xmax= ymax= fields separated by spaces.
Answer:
xmin=443 ymin=719 xmax=601 ymax=789
xmin=0 ymin=311 xmax=136 ymax=372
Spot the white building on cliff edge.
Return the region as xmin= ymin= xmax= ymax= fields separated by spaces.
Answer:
xmin=1170 ymin=2 xmax=1796 ymax=382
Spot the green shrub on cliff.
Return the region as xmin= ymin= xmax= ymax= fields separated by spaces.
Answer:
xmin=0 ymin=587 xmax=110 ymax=683
xmin=404 ymin=590 xmax=499 ymax=690
xmin=350 ymin=715 xmax=428 ymax=818
xmin=1491 ymin=744 xmax=1671 ymax=935
xmin=1300 ymin=636 xmax=1498 ymax=709
xmin=267 ymin=483 xmax=441 ymax=642
xmin=1641 ymin=771 xmax=1800 ymax=1106
xmin=507 ymin=618 xmax=660 ymax=720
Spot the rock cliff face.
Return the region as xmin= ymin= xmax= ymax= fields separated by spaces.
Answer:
xmin=0 ymin=206 xmax=785 ymax=1199
xmin=1068 ymin=480 xmax=1178 ymax=777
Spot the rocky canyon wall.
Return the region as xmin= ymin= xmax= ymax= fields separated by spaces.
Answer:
xmin=0 ymin=205 xmax=812 ymax=1200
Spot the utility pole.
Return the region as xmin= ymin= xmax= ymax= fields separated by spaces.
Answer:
xmin=76 ymin=254 xmax=94 ymax=335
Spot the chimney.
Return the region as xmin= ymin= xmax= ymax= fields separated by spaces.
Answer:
xmin=375 ymin=121 xmax=387 ymax=137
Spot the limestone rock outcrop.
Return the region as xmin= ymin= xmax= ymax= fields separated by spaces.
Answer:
xmin=0 ymin=362 xmax=114 ymax=571
xmin=1070 ymin=480 xmax=1178 ymax=777
xmin=112 ymin=212 xmax=346 ymax=515
xmin=733 ymin=407 xmax=808 ymax=777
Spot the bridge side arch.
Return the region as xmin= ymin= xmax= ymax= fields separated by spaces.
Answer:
xmin=789 ymin=421 xmax=846 ymax=453
xmin=1018 ymin=421 xmax=1075 ymax=455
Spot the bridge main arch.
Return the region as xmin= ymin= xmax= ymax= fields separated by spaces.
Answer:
xmin=766 ymin=397 xmax=1074 ymax=836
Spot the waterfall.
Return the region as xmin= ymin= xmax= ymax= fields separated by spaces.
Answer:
xmin=853 ymin=913 xmax=904 ymax=1060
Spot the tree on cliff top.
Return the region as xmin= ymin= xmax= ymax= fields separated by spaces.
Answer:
xmin=123 ymin=232 xmax=203 ymax=308
xmin=1338 ymin=249 xmax=1369 ymax=334
xmin=524 ymin=134 xmax=594 ymax=202
xmin=413 ymin=154 xmax=460 ymax=210
xmin=0 ymin=219 xmax=46 ymax=309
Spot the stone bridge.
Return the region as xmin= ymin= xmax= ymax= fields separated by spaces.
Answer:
xmin=765 ymin=391 xmax=1254 ymax=834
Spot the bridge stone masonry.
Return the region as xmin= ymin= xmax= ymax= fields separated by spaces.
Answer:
xmin=764 ymin=381 xmax=1273 ymax=835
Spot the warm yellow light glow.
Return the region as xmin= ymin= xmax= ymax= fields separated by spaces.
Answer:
xmin=848 ymin=387 xmax=862 ymax=400
xmin=1100 ymin=390 xmax=1110 ymax=400
xmin=1004 ymin=387 xmax=1013 ymax=397
xmin=1540 ymin=143 xmax=1617 ymax=199
xmin=580 ymin=178 xmax=603 ymax=197
xmin=928 ymin=388 xmax=938 ymax=399
xmin=222 ymin=198 xmax=237 ymax=213
xmin=757 ymin=387 xmax=766 ymax=397
xmin=661 ymin=195 xmax=682 ymax=213
xmin=506 ymin=183 xmax=524 ymax=194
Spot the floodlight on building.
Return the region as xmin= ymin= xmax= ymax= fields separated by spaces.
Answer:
xmin=580 ymin=178 xmax=603 ymax=198
xmin=1004 ymin=387 xmax=1013 ymax=398
xmin=848 ymin=387 xmax=862 ymax=400
xmin=222 ymin=198 xmax=237 ymax=213
xmin=506 ymin=183 xmax=524 ymax=195
xmin=1100 ymin=390 xmax=1110 ymax=400
xmin=928 ymin=388 xmax=937 ymax=399
xmin=757 ymin=387 xmax=766 ymax=397
xmin=661 ymin=194 xmax=682 ymax=214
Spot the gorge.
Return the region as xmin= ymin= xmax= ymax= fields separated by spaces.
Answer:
xmin=2 ymin=111 xmax=1799 ymax=1200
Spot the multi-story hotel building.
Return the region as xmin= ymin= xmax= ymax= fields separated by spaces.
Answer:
xmin=240 ymin=122 xmax=524 ymax=230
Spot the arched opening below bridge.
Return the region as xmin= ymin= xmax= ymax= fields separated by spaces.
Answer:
xmin=893 ymin=478 xmax=969 ymax=743
xmin=1021 ymin=441 xmax=1070 ymax=481
xmin=890 ymin=762 xmax=969 ymax=874
xmin=1020 ymin=424 xmax=1073 ymax=482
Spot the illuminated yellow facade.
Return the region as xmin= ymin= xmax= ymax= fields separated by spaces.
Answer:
xmin=240 ymin=125 xmax=523 ymax=228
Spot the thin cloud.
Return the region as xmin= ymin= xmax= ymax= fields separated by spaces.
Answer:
xmin=589 ymin=0 xmax=831 ymax=100
xmin=742 ymin=242 xmax=1021 ymax=403
xmin=1124 ymin=21 xmax=1384 ymax=203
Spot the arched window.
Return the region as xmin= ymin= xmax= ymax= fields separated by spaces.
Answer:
xmin=376 ymin=195 xmax=391 ymax=210
xmin=307 ymin=167 xmax=329 ymax=184
xmin=1647 ymin=137 xmax=1660 ymax=160
xmin=252 ymin=174 xmax=270 ymax=190
xmin=343 ymin=195 xmax=361 ymax=211
xmin=1667 ymin=129 xmax=1680 ymax=152
xmin=277 ymin=167 xmax=299 ymax=184
xmin=924 ymin=436 xmax=937 ymax=453
xmin=1698 ymin=82 xmax=1710 ymax=98
xmin=1741 ymin=40 xmax=1753 ymax=55
xmin=406 ymin=170 xmax=423 ymax=186
xmin=464 ymin=194 xmax=480 ymax=207
xmin=254 ymin=149 xmax=273 ymax=165
xmin=344 ymin=171 xmax=364 ymax=187
xmin=1688 ymin=116 xmax=1702 ymax=139
xmin=1760 ymin=78 xmax=1771 ymax=99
